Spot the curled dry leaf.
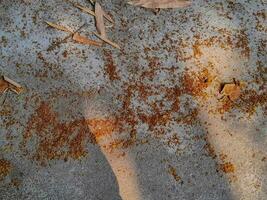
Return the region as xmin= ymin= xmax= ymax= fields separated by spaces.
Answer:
xmin=45 ymin=21 xmax=73 ymax=33
xmin=128 ymin=0 xmax=191 ymax=8
xmin=73 ymin=33 xmax=102 ymax=47
xmin=220 ymin=83 xmax=241 ymax=101
xmin=93 ymin=32 xmax=120 ymax=49
xmin=0 ymin=78 xmax=9 ymax=94
xmin=95 ymin=2 xmax=107 ymax=38
xmin=1 ymin=76 xmax=24 ymax=94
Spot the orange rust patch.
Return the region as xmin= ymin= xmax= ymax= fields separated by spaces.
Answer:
xmin=87 ymin=118 xmax=118 ymax=140
xmin=219 ymin=162 xmax=235 ymax=173
xmin=181 ymin=68 xmax=212 ymax=98
xmin=10 ymin=178 xmax=21 ymax=188
xmin=218 ymin=89 xmax=267 ymax=115
xmin=21 ymin=102 xmax=96 ymax=165
xmin=204 ymin=140 xmax=217 ymax=159
xmin=168 ymin=165 xmax=181 ymax=182
xmin=0 ymin=159 xmax=12 ymax=181
xmin=103 ymin=50 xmax=120 ymax=81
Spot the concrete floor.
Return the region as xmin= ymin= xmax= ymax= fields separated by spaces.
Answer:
xmin=0 ymin=0 xmax=266 ymax=199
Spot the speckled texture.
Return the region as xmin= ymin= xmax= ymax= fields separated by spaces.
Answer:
xmin=0 ymin=0 xmax=266 ymax=200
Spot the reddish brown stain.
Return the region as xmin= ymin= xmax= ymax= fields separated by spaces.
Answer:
xmin=168 ymin=165 xmax=181 ymax=182
xmin=21 ymin=102 xmax=96 ymax=165
xmin=0 ymin=159 xmax=12 ymax=181
xmin=219 ymin=162 xmax=235 ymax=173
xmin=103 ymin=50 xmax=120 ymax=81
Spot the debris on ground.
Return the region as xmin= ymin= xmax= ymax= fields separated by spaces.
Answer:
xmin=93 ymin=3 xmax=119 ymax=49
xmin=220 ymin=79 xmax=244 ymax=101
xmin=0 ymin=78 xmax=9 ymax=94
xmin=0 ymin=76 xmax=24 ymax=95
xmin=73 ymin=33 xmax=102 ymax=46
xmin=74 ymin=4 xmax=96 ymax=17
xmin=94 ymin=32 xmax=120 ymax=49
xmin=45 ymin=21 xmax=73 ymax=33
xmin=45 ymin=21 xmax=101 ymax=47
xmin=95 ymin=2 xmax=107 ymax=38
xmin=46 ymin=2 xmax=118 ymax=49
xmin=128 ymin=0 xmax=191 ymax=9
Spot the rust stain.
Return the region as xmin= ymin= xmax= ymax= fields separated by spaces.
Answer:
xmin=21 ymin=102 xmax=96 ymax=165
xmin=168 ymin=165 xmax=181 ymax=182
xmin=219 ymin=162 xmax=235 ymax=173
xmin=87 ymin=118 xmax=118 ymax=141
xmin=103 ymin=50 xmax=120 ymax=81
xmin=218 ymin=88 xmax=267 ymax=115
xmin=0 ymin=159 xmax=12 ymax=181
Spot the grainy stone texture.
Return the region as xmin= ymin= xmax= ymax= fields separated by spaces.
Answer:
xmin=0 ymin=0 xmax=266 ymax=200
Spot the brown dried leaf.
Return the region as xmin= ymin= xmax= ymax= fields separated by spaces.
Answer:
xmin=0 ymin=78 xmax=9 ymax=94
xmin=73 ymin=33 xmax=102 ymax=47
xmin=95 ymin=2 xmax=107 ymax=38
xmin=93 ymin=32 xmax=120 ymax=49
xmin=128 ymin=0 xmax=191 ymax=8
xmin=45 ymin=21 xmax=73 ymax=33
xmin=221 ymin=83 xmax=241 ymax=101
xmin=1 ymin=76 xmax=24 ymax=94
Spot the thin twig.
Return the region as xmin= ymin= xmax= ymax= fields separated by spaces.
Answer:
xmin=47 ymin=23 xmax=86 ymax=51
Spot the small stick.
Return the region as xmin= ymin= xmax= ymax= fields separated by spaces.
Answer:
xmin=47 ymin=23 xmax=86 ymax=51
xmin=3 ymin=76 xmax=22 ymax=89
xmin=75 ymin=4 xmax=114 ymax=24
xmin=93 ymin=32 xmax=120 ymax=49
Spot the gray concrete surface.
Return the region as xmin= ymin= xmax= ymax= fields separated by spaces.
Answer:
xmin=0 ymin=0 xmax=266 ymax=200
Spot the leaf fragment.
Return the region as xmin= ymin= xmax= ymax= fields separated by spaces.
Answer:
xmin=93 ymin=32 xmax=120 ymax=49
xmin=1 ymin=76 xmax=24 ymax=94
xmin=220 ymin=83 xmax=241 ymax=101
xmin=45 ymin=21 xmax=73 ymax=33
xmin=95 ymin=2 xmax=107 ymax=38
xmin=0 ymin=78 xmax=9 ymax=94
xmin=73 ymin=33 xmax=102 ymax=47
xmin=128 ymin=0 xmax=191 ymax=9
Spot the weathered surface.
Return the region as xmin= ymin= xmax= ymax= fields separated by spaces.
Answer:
xmin=0 ymin=0 xmax=266 ymax=199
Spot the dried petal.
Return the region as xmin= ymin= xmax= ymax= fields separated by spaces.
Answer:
xmin=128 ymin=0 xmax=191 ymax=8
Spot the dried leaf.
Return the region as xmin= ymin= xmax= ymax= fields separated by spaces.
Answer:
xmin=73 ymin=33 xmax=102 ymax=47
xmin=220 ymin=83 xmax=241 ymax=101
xmin=95 ymin=2 xmax=107 ymax=38
xmin=128 ymin=0 xmax=191 ymax=8
xmin=0 ymin=78 xmax=9 ymax=94
xmin=9 ymin=85 xmax=24 ymax=94
xmin=45 ymin=21 xmax=73 ymax=33
xmin=93 ymin=32 xmax=120 ymax=49
xmin=1 ymin=76 xmax=24 ymax=94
